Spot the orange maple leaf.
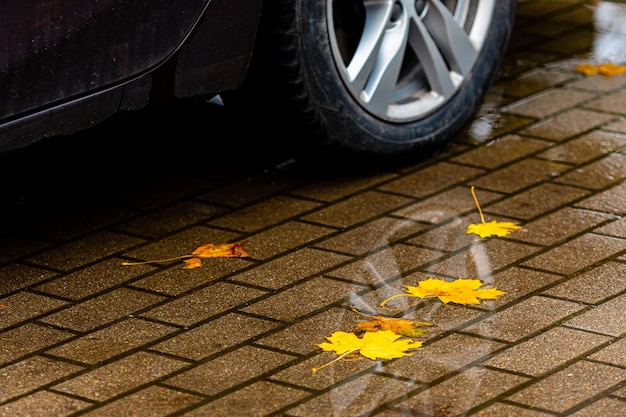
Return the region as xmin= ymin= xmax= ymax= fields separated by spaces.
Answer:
xmin=121 ymin=242 xmax=249 ymax=269
xmin=352 ymin=309 xmax=434 ymax=337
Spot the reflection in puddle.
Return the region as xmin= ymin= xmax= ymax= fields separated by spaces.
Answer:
xmin=590 ymin=0 xmax=626 ymax=63
xmin=339 ymin=207 xmax=499 ymax=416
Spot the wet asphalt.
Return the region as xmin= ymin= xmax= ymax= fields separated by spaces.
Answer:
xmin=1 ymin=1 xmax=626 ymax=416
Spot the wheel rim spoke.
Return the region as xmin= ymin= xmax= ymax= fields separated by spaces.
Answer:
xmin=329 ymin=0 xmax=494 ymax=122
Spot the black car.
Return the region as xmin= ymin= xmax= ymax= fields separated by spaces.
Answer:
xmin=0 ymin=0 xmax=517 ymax=158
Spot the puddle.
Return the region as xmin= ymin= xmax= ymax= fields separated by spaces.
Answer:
xmin=589 ymin=0 xmax=626 ymax=63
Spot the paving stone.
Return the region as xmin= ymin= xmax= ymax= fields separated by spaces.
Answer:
xmin=463 ymin=296 xmax=584 ymax=342
xmin=0 ymin=324 xmax=75 ymax=364
xmin=469 ymin=158 xmax=572 ymax=194
xmin=0 ymin=390 xmax=91 ymax=416
xmin=473 ymin=402 xmax=554 ymax=416
xmin=466 ymin=113 xmax=535 ymax=142
xmin=568 ymin=72 xmax=626 ymax=92
xmin=164 ymin=346 xmax=296 ymax=396
xmin=565 ymin=293 xmax=626 ymax=337
xmin=40 ymin=288 xmax=166 ymax=332
xmin=484 ymin=182 xmax=590 ymax=220
xmin=483 ymin=326 xmax=611 ymax=376
xmin=26 ymin=231 xmax=146 ymax=272
xmin=496 ymin=68 xmax=578 ymax=98
xmin=197 ymin=170 xmax=304 ymax=207
xmin=543 ymin=261 xmax=626 ymax=303
xmin=396 ymin=367 xmax=529 ymax=417
xmin=514 ymin=207 xmax=613 ymax=246
xmin=575 ymin=180 xmax=626 ymax=215
xmin=184 ymin=381 xmax=309 ymax=417
xmin=377 ymin=162 xmax=485 ymax=198
xmin=210 ymin=196 xmax=321 ymax=232
xmin=0 ymin=292 xmax=67 ymax=329
xmin=589 ymin=337 xmax=626 ymax=367
xmin=583 ymin=89 xmax=626 ymax=115
xmin=241 ymin=277 xmax=361 ymax=322
xmin=52 ymin=351 xmax=189 ymax=401
xmin=405 ymin=215 xmax=480 ymax=252
xmin=569 ymin=397 xmax=626 ymax=417
xmin=229 ymin=248 xmax=352 ymax=290
xmin=45 ymin=318 xmax=178 ymax=364
xmin=327 ymin=244 xmax=442 ymax=285
xmin=594 ymin=216 xmax=626 ymax=238
xmin=554 ymin=152 xmax=626 ymax=190
xmin=140 ymin=282 xmax=267 ymax=327
xmin=604 ymin=117 xmax=626 ymax=133
xmin=452 ymin=135 xmax=551 ymax=169
xmin=301 ymin=191 xmax=414 ymax=228
xmin=129 ymin=258 xmax=250 ymax=296
xmin=425 ymin=239 xmax=540 ymax=280
xmin=484 ymin=267 xmax=563 ymax=306
xmin=242 ymin=221 xmax=336 ymax=259
xmin=507 ymin=360 xmax=626 ymax=413
xmin=0 ymin=356 xmax=83 ymax=402
xmin=288 ymin=172 xmax=399 ymax=202
xmin=79 ymin=385 xmax=203 ymax=417
xmin=503 ymin=89 xmax=598 ymax=118
xmin=34 ymin=258 xmax=156 ymax=300
xmin=113 ymin=201 xmax=225 ymax=238
xmin=255 ymin=307 xmax=360 ymax=355
xmin=383 ymin=333 xmax=505 ymax=383
xmin=288 ymin=373 xmax=417 ymax=417
xmin=537 ymin=130 xmax=626 ymax=164
xmin=272 ymin=353 xmax=378 ymax=392
xmin=393 ymin=186 xmax=503 ymax=224
xmin=521 ymin=108 xmax=618 ymax=141
xmin=313 ymin=217 xmax=426 ymax=256
xmin=150 ymin=313 xmax=281 ymax=360
xmin=521 ymin=233 xmax=626 ymax=274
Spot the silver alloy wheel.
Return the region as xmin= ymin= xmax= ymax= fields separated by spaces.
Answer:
xmin=328 ymin=0 xmax=496 ymax=122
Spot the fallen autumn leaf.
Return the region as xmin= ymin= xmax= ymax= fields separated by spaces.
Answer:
xmin=379 ymin=277 xmax=506 ymax=307
xmin=312 ymin=330 xmax=423 ymax=373
xmin=121 ymin=242 xmax=249 ymax=269
xmin=466 ymin=186 xmax=520 ymax=238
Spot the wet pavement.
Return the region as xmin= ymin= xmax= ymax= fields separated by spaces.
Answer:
xmin=1 ymin=0 xmax=626 ymax=416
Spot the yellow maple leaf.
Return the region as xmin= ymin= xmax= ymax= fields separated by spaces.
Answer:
xmin=121 ymin=242 xmax=249 ymax=269
xmin=466 ymin=186 xmax=519 ymax=238
xmin=379 ymin=277 xmax=505 ymax=306
xmin=466 ymin=220 xmax=520 ymax=238
xmin=351 ymin=309 xmax=434 ymax=337
xmin=575 ymin=62 xmax=626 ymax=77
xmin=312 ymin=330 xmax=422 ymax=373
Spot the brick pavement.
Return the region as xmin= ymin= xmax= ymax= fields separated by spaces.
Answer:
xmin=1 ymin=1 xmax=626 ymax=416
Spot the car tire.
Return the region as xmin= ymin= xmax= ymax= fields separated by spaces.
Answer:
xmin=223 ymin=0 xmax=517 ymax=160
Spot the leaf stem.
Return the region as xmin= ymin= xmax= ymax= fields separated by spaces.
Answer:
xmin=312 ymin=349 xmax=359 ymax=374
xmin=121 ymin=255 xmax=192 ymax=266
xmin=470 ymin=186 xmax=486 ymax=224
xmin=378 ymin=293 xmax=412 ymax=307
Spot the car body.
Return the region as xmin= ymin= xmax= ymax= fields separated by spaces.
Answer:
xmin=0 ymin=0 xmax=517 ymax=158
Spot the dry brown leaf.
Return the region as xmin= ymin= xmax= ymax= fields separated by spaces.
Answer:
xmin=121 ymin=242 xmax=249 ymax=269
xmin=352 ymin=309 xmax=434 ymax=337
